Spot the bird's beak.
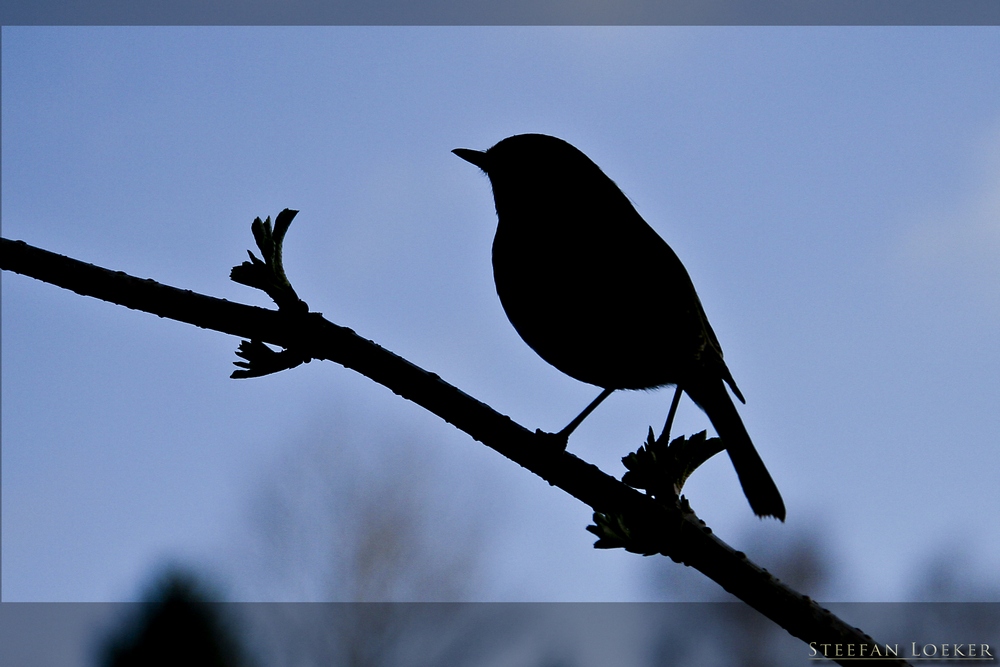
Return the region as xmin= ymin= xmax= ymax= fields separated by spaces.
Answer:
xmin=452 ymin=148 xmax=489 ymax=172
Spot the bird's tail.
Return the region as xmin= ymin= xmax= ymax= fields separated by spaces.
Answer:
xmin=685 ymin=381 xmax=786 ymax=521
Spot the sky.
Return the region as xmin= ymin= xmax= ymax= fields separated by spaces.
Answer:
xmin=3 ymin=27 xmax=1000 ymax=607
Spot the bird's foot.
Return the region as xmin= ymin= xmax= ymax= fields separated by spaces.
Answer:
xmin=534 ymin=428 xmax=569 ymax=451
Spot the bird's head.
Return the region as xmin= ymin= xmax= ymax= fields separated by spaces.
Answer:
xmin=453 ymin=134 xmax=611 ymax=220
xmin=453 ymin=133 xmax=585 ymax=177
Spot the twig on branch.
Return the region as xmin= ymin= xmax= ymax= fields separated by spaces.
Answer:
xmin=0 ymin=234 xmax=910 ymax=667
xmin=229 ymin=209 xmax=308 ymax=315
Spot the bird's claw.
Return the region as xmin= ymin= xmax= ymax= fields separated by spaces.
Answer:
xmin=534 ymin=428 xmax=569 ymax=451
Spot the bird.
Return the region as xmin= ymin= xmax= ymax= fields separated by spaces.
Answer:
xmin=453 ymin=133 xmax=785 ymax=520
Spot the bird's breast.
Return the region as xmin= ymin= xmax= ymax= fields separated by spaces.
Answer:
xmin=491 ymin=215 xmax=707 ymax=390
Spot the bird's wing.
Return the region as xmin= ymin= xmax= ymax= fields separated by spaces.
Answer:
xmin=693 ymin=297 xmax=746 ymax=404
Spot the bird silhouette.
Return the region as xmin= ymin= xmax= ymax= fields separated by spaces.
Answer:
xmin=454 ymin=133 xmax=785 ymax=520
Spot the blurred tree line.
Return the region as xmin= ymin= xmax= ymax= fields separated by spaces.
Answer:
xmin=95 ymin=421 xmax=999 ymax=667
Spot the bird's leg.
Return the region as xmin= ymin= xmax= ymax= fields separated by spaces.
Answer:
xmin=657 ymin=385 xmax=684 ymax=444
xmin=538 ymin=387 xmax=615 ymax=448
xmin=558 ymin=387 xmax=615 ymax=439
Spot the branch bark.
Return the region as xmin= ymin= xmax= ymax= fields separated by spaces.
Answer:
xmin=0 ymin=237 xmax=910 ymax=666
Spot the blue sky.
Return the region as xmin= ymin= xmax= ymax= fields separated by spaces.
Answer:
xmin=3 ymin=27 xmax=1000 ymax=603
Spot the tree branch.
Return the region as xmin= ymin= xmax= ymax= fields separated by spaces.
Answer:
xmin=0 ymin=236 xmax=909 ymax=666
